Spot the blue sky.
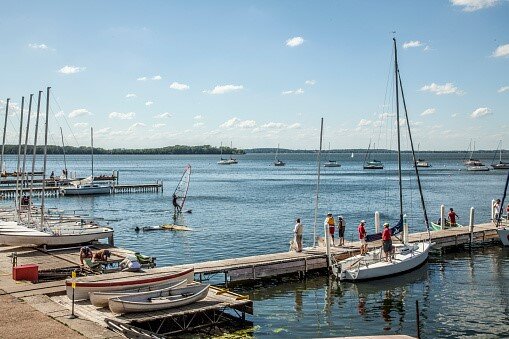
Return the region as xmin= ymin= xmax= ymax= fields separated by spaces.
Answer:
xmin=0 ymin=0 xmax=508 ymax=150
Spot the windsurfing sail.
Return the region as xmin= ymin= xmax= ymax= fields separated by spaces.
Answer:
xmin=173 ymin=164 xmax=191 ymax=211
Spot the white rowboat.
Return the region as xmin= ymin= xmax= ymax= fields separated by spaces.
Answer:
xmin=109 ymin=283 xmax=209 ymax=314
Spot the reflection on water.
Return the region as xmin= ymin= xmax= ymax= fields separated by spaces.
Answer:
xmin=243 ymin=248 xmax=508 ymax=338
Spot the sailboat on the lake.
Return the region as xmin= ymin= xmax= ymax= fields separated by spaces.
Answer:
xmin=331 ymin=38 xmax=431 ymax=281
xmin=464 ymin=140 xmax=489 ymax=171
xmin=324 ymin=142 xmax=341 ymax=168
xmin=415 ymin=143 xmax=431 ymax=168
xmin=491 ymin=141 xmax=509 ymax=170
xmin=61 ymin=127 xmax=111 ymax=195
xmin=363 ymin=141 xmax=383 ymax=169
xmin=217 ymin=142 xmax=237 ymax=165
xmin=273 ymin=144 xmax=285 ymax=166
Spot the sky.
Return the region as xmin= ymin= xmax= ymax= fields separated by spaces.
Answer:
xmin=0 ymin=0 xmax=508 ymax=150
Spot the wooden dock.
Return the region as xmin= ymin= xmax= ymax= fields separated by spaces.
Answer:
xmin=0 ymin=181 xmax=163 ymax=199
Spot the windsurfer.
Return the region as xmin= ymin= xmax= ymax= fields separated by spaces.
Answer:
xmin=172 ymin=193 xmax=182 ymax=213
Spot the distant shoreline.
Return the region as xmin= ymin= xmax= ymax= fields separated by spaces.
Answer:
xmin=0 ymin=145 xmax=504 ymax=155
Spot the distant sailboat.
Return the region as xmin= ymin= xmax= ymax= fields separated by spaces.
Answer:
xmin=217 ymin=142 xmax=237 ymax=165
xmin=415 ymin=143 xmax=431 ymax=168
xmin=351 ymin=152 xmax=354 ymax=158
xmin=464 ymin=140 xmax=489 ymax=171
xmin=363 ymin=140 xmax=383 ymax=169
xmin=491 ymin=141 xmax=509 ymax=170
xmin=274 ymin=144 xmax=285 ymax=166
xmin=324 ymin=142 xmax=341 ymax=167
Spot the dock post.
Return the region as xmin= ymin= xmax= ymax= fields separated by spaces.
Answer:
xmin=440 ymin=204 xmax=445 ymax=227
xmin=403 ymin=214 xmax=408 ymax=244
xmin=491 ymin=199 xmax=495 ymax=221
xmin=108 ymin=234 xmax=114 ymax=247
xmin=324 ymin=224 xmax=331 ymax=267
xmin=375 ymin=211 xmax=380 ymax=233
xmin=469 ymin=207 xmax=475 ymax=244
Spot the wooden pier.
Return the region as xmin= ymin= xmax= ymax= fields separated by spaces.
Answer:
xmin=0 ymin=181 xmax=163 ymax=199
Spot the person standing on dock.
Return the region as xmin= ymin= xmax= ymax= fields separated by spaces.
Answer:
xmin=382 ymin=223 xmax=392 ymax=262
xmin=294 ymin=218 xmax=303 ymax=252
xmin=358 ymin=220 xmax=367 ymax=255
xmin=448 ymin=208 xmax=458 ymax=227
xmin=337 ymin=216 xmax=345 ymax=246
xmin=493 ymin=199 xmax=501 ymax=221
xmin=324 ymin=213 xmax=336 ymax=246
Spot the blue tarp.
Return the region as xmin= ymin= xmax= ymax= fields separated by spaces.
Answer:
xmin=365 ymin=218 xmax=403 ymax=242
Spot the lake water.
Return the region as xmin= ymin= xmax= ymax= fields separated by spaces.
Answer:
xmin=1 ymin=152 xmax=507 ymax=338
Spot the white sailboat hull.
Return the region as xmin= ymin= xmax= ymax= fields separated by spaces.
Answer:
xmin=61 ymin=185 xmax=111 ymax=195
xmin=333 ymin=242 xmax=431 ymax=281
xmin=0 ymin=225 xmax=113 ymax=246
xmin=497 ymin=228 xmax=509 ymax=246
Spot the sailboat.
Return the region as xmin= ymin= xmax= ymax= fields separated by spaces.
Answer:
xmin=273 ymin=144 xmax=285 ymax=166
xmin=61 ymin=127 xmax=111 ymax=195
xmin=363 ymin=141 xmax=383 ymax=169
xmin=415 ymin=143 xmax=431 ymax=168
xmin=324 ymin=142 xmax=341 ymax=167
xmin=464 ymin=140 xmax=489 ymax=171
xmin=172 ymin=164 xmax=191 ymax=214
xmin=491 ymin=141 xmax=509 ymax=170
xmin=0 ymin=88 xmax=113 ymax=246
xmin=331 ymin=38 xmax=431 ymax=281
xmin=217 ymin=142 xmax=237 ymax=165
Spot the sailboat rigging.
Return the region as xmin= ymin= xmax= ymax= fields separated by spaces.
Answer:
xmin=274 ymin=144 xmax=285 ymax=166
xmin=363 ymin=140 xmax=383 ymax=169
xmin=491 ymin=141 xmax=509 ymax=170
xmin=331 ymin=38 xmax=431 ymax=281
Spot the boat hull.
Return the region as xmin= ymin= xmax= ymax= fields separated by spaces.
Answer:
xmin=66 ymin=267 xmax=194 ymax=300
xmin=0 ymin=226 xmax=113 ymax=246
xmin=61 ymin=185 xmax=111 ymax=195
xmin=497 ymin=228 xmax=509 ymax=246
xmin=333 ymin=242 xmax=431 ymax=281
xmin=109 ymin=284 xmax=209 ymax=314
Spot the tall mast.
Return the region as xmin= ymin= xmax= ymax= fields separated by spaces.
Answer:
xmin=1 ymin=98 xmax=10 ymax=173
xmin=91 ymin=127 xmax=94 ymax=178
xmin=40 ymin=87 xmax=50 ymax=227
xmin=28 ymin=91 xmax=42 ymax=227
xmin=313 ymin=117 xmax=324 ymax=247
xmin=20 ymin=94 xmax=33 ymax=201
xmin=14 ymin=97 xmax=25 ymax=213
xmin=394 ymin=37 xmax=403 ymax=222
xmin=60 ymin=127 xmax=67 ymax=178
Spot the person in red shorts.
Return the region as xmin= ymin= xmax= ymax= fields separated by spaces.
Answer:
xmin=358 ymin=220 xmax=367 ymax=255
xmin=382 ymin=223 xmax=392 ymax=262
xmin=448 ymin=208 xmax=458 ymax=226
xmin=324 ymin=213 xmax=335 ymax=246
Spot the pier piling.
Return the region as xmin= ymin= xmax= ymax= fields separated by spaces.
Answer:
xmin=469 ymin=207 xmax=475 ymax=244
xmin=375 ymin=211 xmax=380 ymax=233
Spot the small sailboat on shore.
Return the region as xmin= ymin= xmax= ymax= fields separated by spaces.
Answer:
xmin=332 ymin=38 xmax=431 ymax=282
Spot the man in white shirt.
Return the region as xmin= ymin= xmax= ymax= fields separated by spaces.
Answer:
xmin=294 ymin=218 xmax=303 ymax=252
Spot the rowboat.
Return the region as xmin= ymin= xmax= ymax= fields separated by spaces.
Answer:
xmin=65 ymin=267 xmax=194 ymax=300
xmin=142 ymin=224 xmax=192 ymax=231
xmin=109 ymin=283 xmax=209 ymax=314
xmin=429 ymin=221 xmax=463 ymax=231
xmin=89 ymin=279 xmax=187 ymax=308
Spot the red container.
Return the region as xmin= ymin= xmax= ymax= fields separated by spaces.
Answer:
xmin=12 ymin=264 xmax=39 ymax=282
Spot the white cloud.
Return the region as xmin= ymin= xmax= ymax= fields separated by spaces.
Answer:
xmin=498 ymin=86 xmax=509 ymax=93
xmin=358 ymin=119 xmax=372 ymax=127
xmin=194 ymin=122 xmax=205 ymax=127
xmin=492 ymin=44 xmax=509 ymax=58
xmin=68 ymin=108 xmax=91 ymax=118
xmin=305 ymin=80 xmax=316 ymax=85
xmin=169 ymin=82 xmax=190 ymax=91
xmin=451 ymin=113 xmax=459 ymax=117
xmin=287 ymin=123 xmax=301 ymax=129
xmin=261 ymin=122 xmax=285 ymax=129
xmin=424 ymin=45 xmax=432 ymax=52
xmin=286 ymin=36 xmax=304 ymax=47
xmin=204 ymin=84 xmax=243 ymax=95
xmin=220 ymin=117 xmax=257 ymax=129
xmin=28 ymin=43 xmax=49 ymax=50
xmin=128 ymin=122 xmax=146 ymax=131
xmin=152 ymin=75 xmax=162 ymax=80
xmin=421 ymin=108 xmax=436 ymax=116
xmin=109 ymin=111 xmax=136 ymax=120
xmin=282 ymin=88 xmax=304 ymax=95
xmin=54 ymin=111 xmax=65 ymax=117
xmin=193 ymin=115 xmax=203 ymax=120
xmin=125 ymin=93 xmax=137 ymax=98
xmin=137 ymin=76 xmax=147 ymax=81
xmin=451 ymin=0 xmax=499 ymax=12
xmin=403 ymin=40 xmax=422 ymax=49
xmin=153 ymin=123 xmax=166 ymax=128
xmin=470 ymin=107 xmax=491 ymax=118
xmin=145 ymin=101 xmax=154 ymax=106
xmin=97 ymin=127 xmax=111 ymax=134
xmin=73 ymin=122 xmax=88 ymax=128
xmin=58 ymin=65 xmax=85 ymax=74
xmin=154 ymin=112 xmax=173 ymax=119
xmin=420 ymin=82 xmax=464 ymax=95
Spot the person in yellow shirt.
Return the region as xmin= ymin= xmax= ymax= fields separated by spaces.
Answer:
xmin=324 ymin=212 xmax=336 ymax=246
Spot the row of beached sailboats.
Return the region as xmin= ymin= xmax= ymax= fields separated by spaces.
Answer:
xmin=0 ymin=88 xmax=114 ymax=247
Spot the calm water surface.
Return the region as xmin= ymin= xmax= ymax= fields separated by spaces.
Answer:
xmin=1 ymin=152 xmax=507 ymax=338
